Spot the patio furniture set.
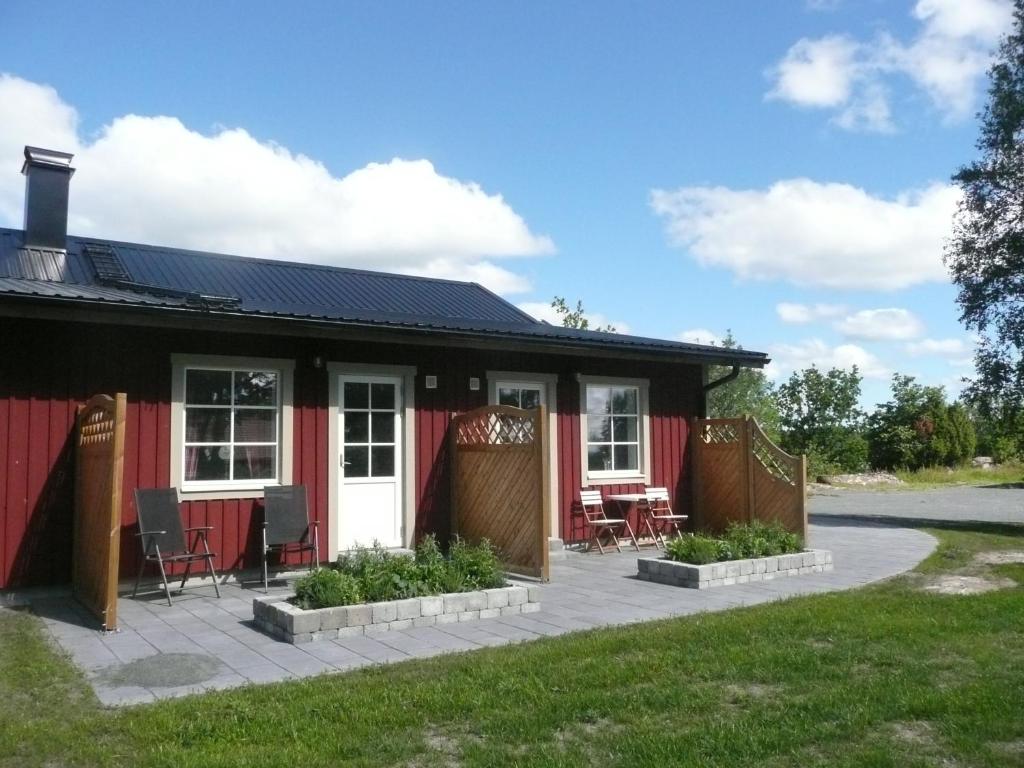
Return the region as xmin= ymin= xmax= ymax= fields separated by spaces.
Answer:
xmin=579 ymin=486 xmax=687 ymax=554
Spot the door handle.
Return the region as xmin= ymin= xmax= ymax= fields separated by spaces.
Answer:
xmin=340 ymin=455 xmax=351 ymax=467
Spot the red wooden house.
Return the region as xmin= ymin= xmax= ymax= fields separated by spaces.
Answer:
xmin=0 ymin=146 xmax=768 ymax=590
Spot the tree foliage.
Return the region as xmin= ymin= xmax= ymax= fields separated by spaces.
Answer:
xmin=947 ymin=1 xmax=1024 ymax=411
xmin=550 ymin=296 xmax=616 ymax=332
xmin=775 ymin=366 xmax=868 ymax=474
xmin=705 ymin=330 xmax=781 ymax=439
xmin=867 ymin=375 xmax=976 ymax=470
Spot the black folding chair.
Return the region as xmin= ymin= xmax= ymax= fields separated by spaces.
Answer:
xmin=132 ymin=488 xmax=221 ymax=606
xmin=262 ymin=485 xmax=319 ymax=592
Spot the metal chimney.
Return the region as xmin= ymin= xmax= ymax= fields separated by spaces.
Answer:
xmin=21 ymin=146 xmax=75 ymax=250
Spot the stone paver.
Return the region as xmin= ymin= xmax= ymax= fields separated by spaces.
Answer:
xmin=21 ymin=516 xmax=935 ymax=706
xmin=810 ymin=485 xmax=1024 ymax=525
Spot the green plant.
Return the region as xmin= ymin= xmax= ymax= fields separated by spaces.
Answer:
xmin=447 ymin=537 xmax=506 ymax=590
xmin=664 ymin=534 xmax=724 ymax=565
xmin=665 ymin=521 xmax=803 ymax=564
xmin=292 ymin=567 xmax=362 ymax=610
xmin=335 ymin=543 xmax=427 ymax=602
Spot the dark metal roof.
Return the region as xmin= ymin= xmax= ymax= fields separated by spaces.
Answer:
xmin=0 ymin=227 xmax=769 ymax=366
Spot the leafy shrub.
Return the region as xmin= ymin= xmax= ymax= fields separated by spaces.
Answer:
xmin=665 ymin=521 xmax=803 ymax=564
xmin=993 ymin=436 xmax=1021 ymax=464
xmin=293 ymin=568 xmax=362 ymax=610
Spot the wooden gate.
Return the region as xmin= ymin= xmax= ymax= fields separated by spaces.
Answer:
xmin=73 ymin=393 xmax=126 ymax=630
xmin=692 ymin=417 xmax=807 ymax=540
xmin=450 ymin=405 xmax=550 ymax=581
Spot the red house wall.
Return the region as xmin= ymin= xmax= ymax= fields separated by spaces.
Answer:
xmin=0 ymin=315 xmax=701 ymax=589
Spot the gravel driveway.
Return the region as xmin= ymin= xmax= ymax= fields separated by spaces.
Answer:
xmin=810 ymin=484 xmax=1024 ymax=526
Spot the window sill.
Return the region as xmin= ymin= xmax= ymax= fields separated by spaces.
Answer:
xmin=584 ymin=474 xmax=648 ymax=487
xmin=179 ymin=484 xmax=279 ymax=501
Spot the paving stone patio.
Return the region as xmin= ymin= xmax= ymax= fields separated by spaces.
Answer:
xmin=22 ymin=515 xmax=935 ymax=706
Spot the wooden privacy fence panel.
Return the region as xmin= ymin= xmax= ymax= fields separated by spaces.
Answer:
xmin=73 ymin=393 xmax=126 ymax=630
xmin=692 ymin=416 xmax=807 ymax=540
xmin=450 ymin=405 xmax=550 ymax=581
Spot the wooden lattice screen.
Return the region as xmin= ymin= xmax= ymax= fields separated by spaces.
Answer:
xmin=691 ymin=416 xmax=807 ymax=540
xmin=73 ymin=393 xmax=126 ymax=630
xmin=450 ymin=405 xmax=550 ymax=581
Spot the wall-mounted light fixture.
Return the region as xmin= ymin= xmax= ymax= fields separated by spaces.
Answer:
xmin=425 ymin=375 xmax=438 ymax=390
xmin=312 ymin=355 xmax=324 ymax=369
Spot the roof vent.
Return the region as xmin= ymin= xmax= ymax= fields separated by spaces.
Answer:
xmin=22 ymin=146 xmax=75 ymax=250
xmin=83 ymin=243 xmax=132 ymax=283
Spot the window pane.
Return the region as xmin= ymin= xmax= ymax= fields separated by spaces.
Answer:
xmin=185 ymin=408 xmax=230 ymax=442
xmin=234 ymin=370 xmax=277 ymax=406
xmin=344 ymin=382 xmax=369 ymax=410
xmin=586 ymin=386 xmax=611 ymax=416
xmin=184 ymin=446 xmax=230 ymax=481
xmin=588 ymin=444 xmax=612 ymax=472
xmin=520 ymin=389 xmax=541 ymax=410
xmin=234 ymin=409 xmax=276 ymax=443
xmin=611 ymin=387 xmax=638 ymax=415
xmin=614 ymin=444 xmax=638 ymax=471
xmin=498 ymin=387 xmax=519 ymax=407
xmin=587 ymin=415 xmax=611 ymax=442
xmin=344 ymin=412 xmax=369 ymax=444
xmin=371 ymin=412 xmax=395 ymax=443
xmin=344 ymin=446 xmax=368 ymax=478
xmin=613 ymin=416 xmax=638 ymax=442
xmin=370 ymin=382 xmax=396 ymax=410
xmin=233 ymin=446 xmax=276 ymax=480
xmin=185 ymin=369 xmax=231 ymax=405
xmin=371 ymin=446 xmax=395 ymax=477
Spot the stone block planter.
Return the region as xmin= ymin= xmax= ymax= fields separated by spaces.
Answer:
xmin=253 ymin=585 xmax=542 ymax=643
xmin=637 ymin=550 xmax=833 ymax=589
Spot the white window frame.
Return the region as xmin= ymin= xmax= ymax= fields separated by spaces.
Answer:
xmin=578 ymin=375 xmax=651 ymax=485
xmin=487 ymin=371 xmax=560 ymax=538
xmin=170 ymin=354 xmax=295 ymax=500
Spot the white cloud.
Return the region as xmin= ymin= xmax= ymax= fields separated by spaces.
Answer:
xmin=766 ymin=339 xmax=889 ymax=380
xmin=767 ymin=35 xmax=860 ymax=107
xmin=650 ymin=178 xmax=959 ymax=290
xmin=836 ymin=308 xmax=925 ymax=341
xmin=767 ymin=0 xmax=1014 ymax=130
xmin=776 ymin=302 xmax=847 ymax=324
xmin=516 ymin=301 xmax=631 ymax=334
xmin=905 ymin=337 xmax=972 ymax=357
xmin=0 ymin=74 xmax=553 ymax=295
xmin=677 ymin=328 xmax=722 ymax=346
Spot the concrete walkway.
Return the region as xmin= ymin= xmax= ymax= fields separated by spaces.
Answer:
xmin=28 ymin=517 xmax=935 ymax=706
xmin=810 ymin=485 xmax=1024 ymax=526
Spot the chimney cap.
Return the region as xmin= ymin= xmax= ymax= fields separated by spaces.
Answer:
xmin=22 ymin=146 xmax=75 ymax=175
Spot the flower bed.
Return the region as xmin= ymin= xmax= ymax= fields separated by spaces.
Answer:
xmin=637 ymin=550 xmax=833 ymax=589
xmin=254 ymin=585 xmax=541 ymax=643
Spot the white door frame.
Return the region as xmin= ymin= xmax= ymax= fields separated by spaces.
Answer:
xmin=327 ymin=362 xmax=417 ymax=558
xmin=486 ymin=370 xmax=560 ymax=540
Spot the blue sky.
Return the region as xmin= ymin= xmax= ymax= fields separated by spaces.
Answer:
xmin=0 ymin=0 xmax=1013 ymax=407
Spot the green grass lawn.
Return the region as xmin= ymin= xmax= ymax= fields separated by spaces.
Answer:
xmin=2 ymin=524 xmax=1023 ymax=768
xmin=893 ymin=463 xmax=1023 ymax=488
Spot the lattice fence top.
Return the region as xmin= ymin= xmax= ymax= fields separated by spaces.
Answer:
xmin=78 ymin=396 xmax=118 ymax=447
xmin=752 ymin=430 xmax=796 ymax=485
xmin=454 ymin=406 xmax=537 ymax=447
xmin=700 ymin=421 xmax=740 ymax=445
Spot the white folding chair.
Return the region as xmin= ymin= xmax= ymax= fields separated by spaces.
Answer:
xmin=580 ymin=489 xmax=640 ymax=554
xmin=639 ymin=487 xmax=688 ymax=548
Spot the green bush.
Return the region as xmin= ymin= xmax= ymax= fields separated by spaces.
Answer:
xmin=298 ymin=535 xmax=507 ymax=608
xmin=664 ymin=521 xmax=803 ymax=564
xmin=293 ymin=568 xmax=362 ymax=610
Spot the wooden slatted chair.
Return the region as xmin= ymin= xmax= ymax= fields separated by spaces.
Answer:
xmin=132 ymin=488 xmax=221 ymax=606
xmin=580 ymin=489 xmax=640 ymax=554
xmin=262 ymin=484 xmax=319 ymax=592
xmin=639 ymin=487 xmax=688 ymax=548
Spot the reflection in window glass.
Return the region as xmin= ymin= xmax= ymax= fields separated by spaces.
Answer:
xmin=585 ymin=384 xmax=640 ymax=473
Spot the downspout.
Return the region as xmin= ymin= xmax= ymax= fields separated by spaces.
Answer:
xmin=700 ymin=364 xmax=740 ymax=418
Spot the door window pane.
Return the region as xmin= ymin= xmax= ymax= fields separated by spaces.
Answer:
xmin=371 ymin=412 xmax=395 ymax=443
xmin=371 ymin=446 xmax=395 ymax=477
xmin=185 ymin=408 xmax=231 ymax=442
xmin=186 ymin=370 xmax=231 ymax=405
xmin=233 ymin=446 xmax=276 ymax=480
xmin=185 ymin=446 xmax=230 ymax=481
xmin=344 ymin=382 xmax=369 ymax=410
xmin=370 ymin=383 xmax=396 ymax=410
xmin=234 ymin=409 xmax=276 ymax=442
xmin=344 ymin=412 xmax=369 ymax=443
xmin=344 ymin=446 xmax=369 ymax=478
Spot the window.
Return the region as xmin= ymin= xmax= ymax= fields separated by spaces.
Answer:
xmin=496 ymin=383 xmax=543 ymax=410
xmin=171 ymin=355 xmax=294 ymax=497
xmin=579 ymin=376 xmax=650 ymax=483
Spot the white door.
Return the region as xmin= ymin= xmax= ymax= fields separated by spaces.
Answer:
xmin=338 ymin=375 xmax=403 ymax=549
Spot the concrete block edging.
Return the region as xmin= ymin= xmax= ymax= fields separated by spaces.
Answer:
xmin=637 ymin=549 xmax=833 ymax=589
xmin=254 ymin=585 xmax=542 ymax=643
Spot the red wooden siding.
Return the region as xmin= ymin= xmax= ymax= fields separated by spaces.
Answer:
xmin=0 ymin=316 xmax=702 ymax=589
